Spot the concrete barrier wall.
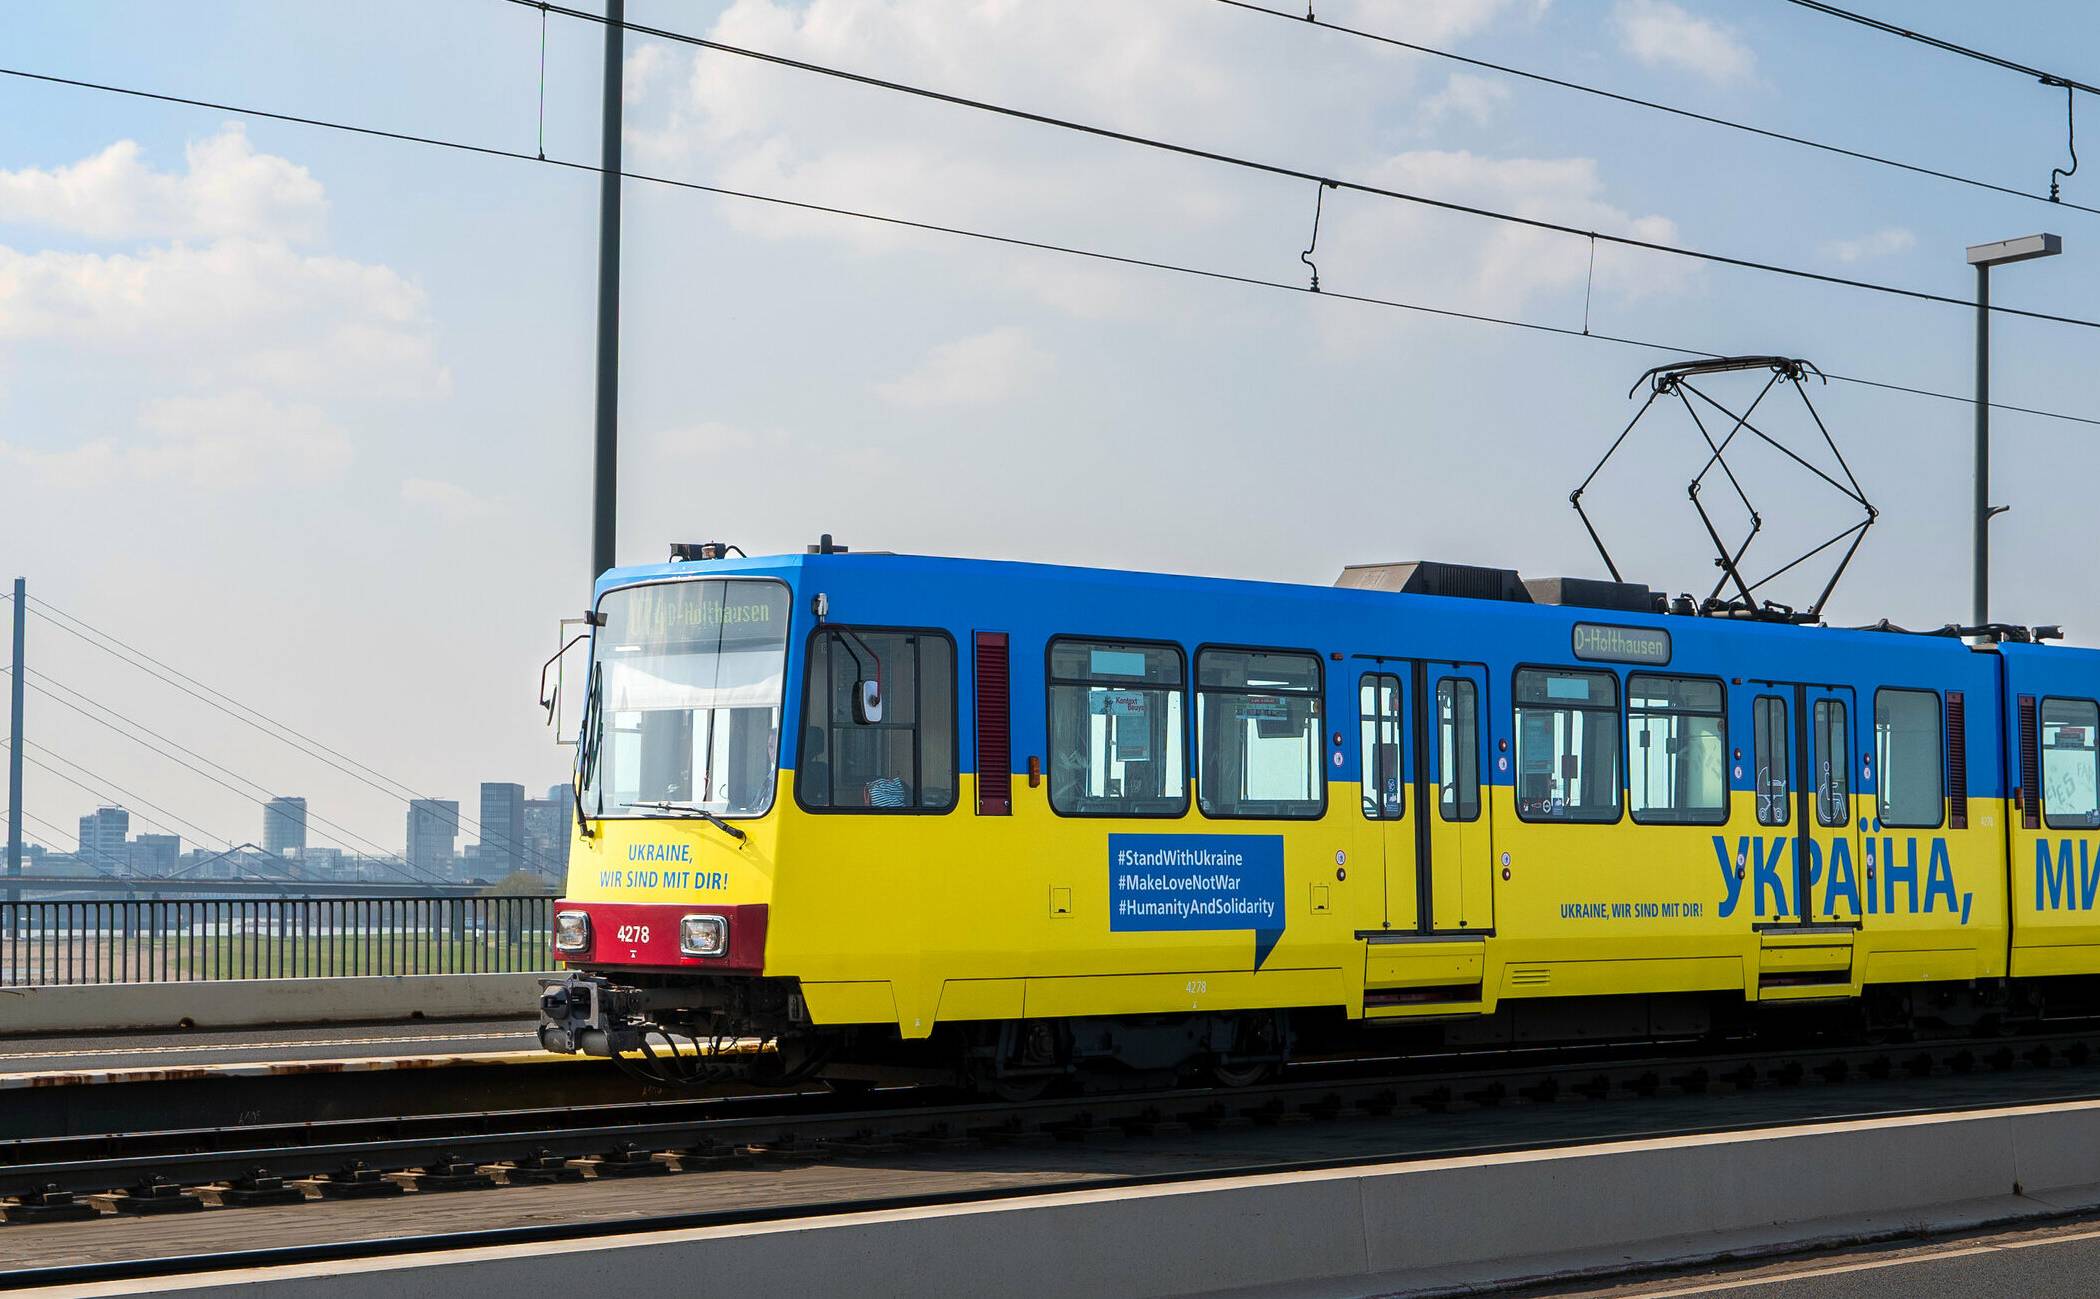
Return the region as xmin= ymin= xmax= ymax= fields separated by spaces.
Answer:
xmin=68 ymin=1099 xmax=2100 ymax=1299
xmin=0 ymin=972 xmax=551 ymax=1035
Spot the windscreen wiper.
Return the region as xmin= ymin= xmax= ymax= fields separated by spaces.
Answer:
xmin=618 ymin=801 xmax=749 ymax=843
xmin=573 ymin=664 xmax=602 ymax=839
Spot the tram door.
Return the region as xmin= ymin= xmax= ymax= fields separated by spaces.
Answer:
xmin=1358 ymin=661 xmax=1495 ymax=935
xmin=1748 ymin=684 xmax=1862 ymax=928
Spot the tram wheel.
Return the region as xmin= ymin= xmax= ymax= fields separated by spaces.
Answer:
xmin=987 ymin=1074 xmax=1052 ymax=1103
xmin=1210 ymin=1059 xmax=1274 ymax=1088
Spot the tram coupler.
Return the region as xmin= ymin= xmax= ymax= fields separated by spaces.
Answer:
xmin=538 ymin=972 xmax=643 ymax=1057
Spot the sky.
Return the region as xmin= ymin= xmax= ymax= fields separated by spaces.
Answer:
xmin=4 ymin=0 xmax=2099 ymax=864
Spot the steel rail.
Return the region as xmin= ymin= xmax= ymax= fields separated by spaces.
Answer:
xmin=7 ymin=1028 xmax=2100 ymax=1210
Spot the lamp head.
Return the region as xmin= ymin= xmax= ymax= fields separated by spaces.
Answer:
xmin=1967 ymin=233 xmax=2063 ymax=267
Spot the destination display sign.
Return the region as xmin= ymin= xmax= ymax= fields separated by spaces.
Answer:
xmin=609 ymin=579 xmax=788 ymax=652
xmin=1571 ymin=622 xmax=1671 ymax=665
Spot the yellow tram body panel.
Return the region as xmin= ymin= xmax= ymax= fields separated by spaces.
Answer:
xmin=564 ymin=776 xmax=2024 ymax=1036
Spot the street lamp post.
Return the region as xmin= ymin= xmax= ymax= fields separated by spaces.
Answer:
xmin=1965 ymin=233 xmax=2062 ymax=631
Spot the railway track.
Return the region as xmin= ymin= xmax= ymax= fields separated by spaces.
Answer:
xmin=8 ymin=1027 xmax=2100 ymax=1235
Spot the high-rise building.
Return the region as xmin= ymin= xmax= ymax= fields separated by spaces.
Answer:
xmin=405 ymin=799 xmax=460 ymax=876
xmin=129 ymin=833 xmax=181 ymax=875
xmin=478 ymin=782 xmax=526 ymax=876
xmin=524 ymin=793 xmax=570 ymax=879
xmin=262 ymin=796 xmax=308 ymax=855
xmin=76 ymin=806 xmax=130 ymax=869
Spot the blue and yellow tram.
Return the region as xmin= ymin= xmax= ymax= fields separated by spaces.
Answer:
xmin=538 ymin=546 xmax=2100 ymax=1088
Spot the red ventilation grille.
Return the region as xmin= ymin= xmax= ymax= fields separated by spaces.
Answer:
xmin=2019 ymin=694 xmax=2041 ymax=829
xmin=974 ymin=632 xmax=1012 ymax=815
xmin=1946 ymin=691 xmax=1967 ymax=830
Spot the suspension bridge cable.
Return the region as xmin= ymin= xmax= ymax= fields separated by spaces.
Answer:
xmin=506 ymin=1 xmax=2100 ymax=331
xmin=1205 ymin=0 xmax=2100 ymax=217
xmin=12 ymin=670 xmax=449 ymax=884
xmin=8 ymin=739 xmax=240 ymax=850
xmin=19 ymin=597 xmax=555 ymax=871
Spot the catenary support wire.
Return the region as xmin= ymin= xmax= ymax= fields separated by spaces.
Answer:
xmin=535 ymin=1 xmax=550 ymax=160
xmin=1299 ymin=180 xmax=1334 ymax=292
xmin=2051 ymin=79 xmax=2080 ymax=203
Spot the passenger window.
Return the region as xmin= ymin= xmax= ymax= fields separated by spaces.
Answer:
xmin=1815 ymin=699 xmax=1850 ymax=827
xmin=1047 ymin=639 xmax=1187 ymax=817
xmin=1513 ymin=668 xmax=1620 ymax=823
xmin=1437 ymin=678 xmax=1481 ymax=823
xmin=1874 ymin=688 xmax=1942 ymax=829
xmin=1754 ymin=696 xmax=1789 ymax=827
xmin=797 ymin=629 xmax=955 ymax=812
xmin=1627 ymin=674 xmax=1726 ymax=825
xmin=1197 ymin=648 xmax=1325 ymax=819
xmin=2042 ymin=698 xmax=2100 ymax=829
xmin=1358 ymin=674 xmax=1403 ymax=820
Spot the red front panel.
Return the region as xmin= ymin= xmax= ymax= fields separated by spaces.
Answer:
xmin=557 ymin=901 xmax=768 ymax=972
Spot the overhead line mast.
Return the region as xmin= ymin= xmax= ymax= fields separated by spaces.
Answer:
xmin=591 ymin=0 xmax=624 ymax=580
xmin=6 ymin=579 xmax=21 ymax=908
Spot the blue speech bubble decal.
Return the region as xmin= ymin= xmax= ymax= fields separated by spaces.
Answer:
xmin=1109 ymin=834 xmax=1286 ymax=969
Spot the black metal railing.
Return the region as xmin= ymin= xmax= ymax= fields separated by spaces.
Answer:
xmin=0 ymin=896 xmax=557 ymax=986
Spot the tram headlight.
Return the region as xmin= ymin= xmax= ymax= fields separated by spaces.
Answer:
xmin=680 ymin=914 xmax=729 ymax=958
xmin=554 ymin=910 xmax=592 ymax=954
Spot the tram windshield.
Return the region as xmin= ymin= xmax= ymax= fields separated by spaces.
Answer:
xmin=579 ymin=578 xmax=791 ymax=820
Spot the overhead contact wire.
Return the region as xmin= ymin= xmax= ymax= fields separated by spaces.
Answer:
xmin=503 ymin=1 xmax=2100 ymax=331
xmin=0 ymin=65 xmax=2094 ymax=431
xmin=1209 ymin=0 xmax=2100 ymax=218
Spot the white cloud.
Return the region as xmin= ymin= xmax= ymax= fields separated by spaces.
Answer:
xmin=1327 ymin=150 xmax=1687 ymax=312
xmin=1 ymin=391 xmax=349 ymax=490
xmin=1336 ymin=0 xmax=1549 ymax=44
xmin=651 ymin=421 xmax=793 ymax=457
xmin=1423 ymin=72 xmax=1512 ymax=126
xmin=0 ymin=239 xmax=446 ymax=400
xmin=1822 ymin=226 xmax=1916 ymax=264
xmin=0 ymin=126 xmax=326 ymax=244
xmin=1613 ymin=0 xmax=1757 ymax=86
xmin=624 ymin=0 xmax=1407 ymax=297
xmin=624 ymin=44 xmax=673 ymax=106
xmin=875 ymin=327 xmax=1053 ymax=408
xmin=0 ymin=135 xmax=445 ymax=500
xmin=622 ymin=0 xmax=1673 ymax=330
xmin=401 ymin=476 xmax=498 ymax=521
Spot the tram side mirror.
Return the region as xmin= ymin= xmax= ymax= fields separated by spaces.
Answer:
xmin=539 ymin=619 xmax=593 ymax=747
xmin=854 ymin=679 xmax=883 ymax=725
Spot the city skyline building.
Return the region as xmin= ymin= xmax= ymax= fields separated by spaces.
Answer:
xmin=405 ymin=798 xmax=460 ymax=876
xmin=76 ymin=805 xmax=129 ymax=869
xmin=129 ymin=832 xmax=180 ymax=875
xmin=262 ymin=795 xmax=308 ymax=856
xmin=478 ymin=782 xmax=525 ymax=877
xmin=523 ymin=790 xmax=570 ymax=880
